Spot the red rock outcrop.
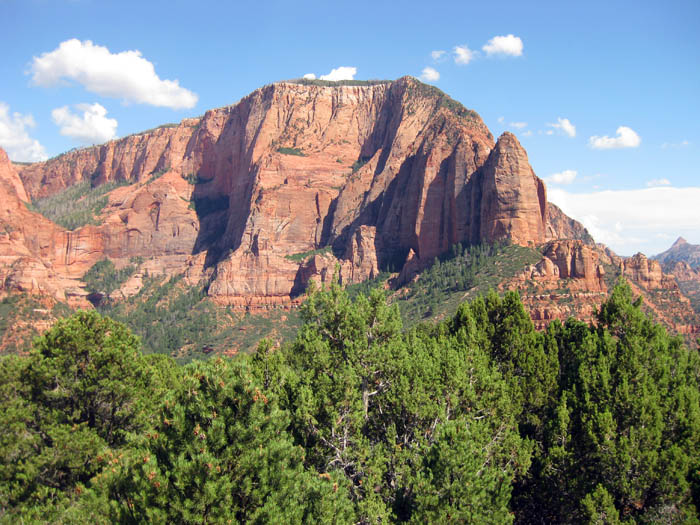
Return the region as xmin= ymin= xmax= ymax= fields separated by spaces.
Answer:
xmin=518 ymin=240 xmax=605 ymax=292
xmin=622 ymin=253 xmax=670 ymax=290
xmin=480 ymin=132 xmax=547 ymax=246
xmin=510 ymin=243 xmax=698 ymax=331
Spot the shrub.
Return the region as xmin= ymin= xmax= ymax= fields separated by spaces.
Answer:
xmin=277 ymin=147 xmax=306 ymax=156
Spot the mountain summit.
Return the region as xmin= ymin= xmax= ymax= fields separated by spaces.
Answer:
xmin=654 ymin=236 xmax=700 ymax=268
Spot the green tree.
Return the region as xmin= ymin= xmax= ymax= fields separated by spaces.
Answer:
xmin=106 ymin=357 xmax=353 ymax=524
xmin=270 ymin=282 xmax=529 ymax=523
xmin=528 ymin=281 xmax=700 ymax=523
xmin=0 ymin=310 xmax=166 ymax=521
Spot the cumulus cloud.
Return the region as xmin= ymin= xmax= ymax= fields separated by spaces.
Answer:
xmin=547 ymin=117 xmax=576 ymax=138
xmin=509 ymin=121 xmax=527 ymax=129
xmin=646 ymin=178 xmax=671 ymax=187
xmin=548 ymin=186 xmax=700 ymax=255
xmin=30 ymin=39 xmax=198 ymax=109
xmin=303 ymin=73 xmax=316 ymax=80
xmin=589 ymin=126 xmax=641 ymax=149
xmin=0 ymin=103 xmax=48 ymax=162
xmin=420 ymin=67 xmax=440 ymax=82
xmin=545 ymin=169 xmax=577 ymax=185
xmin=453 ymin=45 xmax=476 ymax=65
xmin=51 ymin=103 xmax=118 ymax=144
xmin=319 ymin=66 xmax=357 ymax=81
xmin=431 ymin=50 xmax=446 ymax=61
xmin=482 ymin=34 xmax=523 ymax=57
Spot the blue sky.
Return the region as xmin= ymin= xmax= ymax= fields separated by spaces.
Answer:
xmin=1 ymin=0 xmax=698 ymax=256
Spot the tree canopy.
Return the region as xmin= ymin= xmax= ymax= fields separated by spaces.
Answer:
xmin=0 ymin=280 xmax=698 ymax=523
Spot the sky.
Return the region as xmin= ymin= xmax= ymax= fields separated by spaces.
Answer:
xmin=1 ymin=0 xmax=698 ymax=256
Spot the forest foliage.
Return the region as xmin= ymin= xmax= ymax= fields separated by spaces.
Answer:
xmin=0 ymin=280 xmax=699 ymax=523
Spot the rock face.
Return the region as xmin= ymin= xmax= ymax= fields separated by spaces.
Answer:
xmin=480 ymin=132 xmax=547 ymax=245
xmin=2 ymin=77 xmax=692 ymax=334
xmin=519 ymin=240 xmax=605 ymax=292
xmin=0 ymin=149 xmax=82 ymax=302
xmin=16 ymin=120 xmax=200 ymax=199
xmin=546 ymin=203 xmax=594 ymax=244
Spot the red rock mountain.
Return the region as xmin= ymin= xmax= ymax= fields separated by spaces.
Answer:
xmin=2 ymin=77 xmax=696 ymax=331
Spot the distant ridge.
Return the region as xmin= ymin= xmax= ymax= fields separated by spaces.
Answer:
xmin=654 ymin=236 xmax=700 ymax=268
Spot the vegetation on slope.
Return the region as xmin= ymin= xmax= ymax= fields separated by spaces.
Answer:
xmin=0 ymin=294 xmax=70 ymax=354
xmin=81 ymin=258 xmax=142 ymax=296
xmin=26 ymin=179 xmax=128 ymax=230
xmin=277 ymin=147 xmax=306 ymax=156
xmin=0 ymin=281 xmax=698 ymax=523
xmin=396 ymin=242 xmax=542 ymax=325
xmin=284 ymin=245 xmax=333 ymax=262
xmin=95 ymin=274 xmax=300 ymax=361
xmin=404 ymin=79 xmax=483 ymax=124
xmin=289 ymin=78 xmax=391 ymax=87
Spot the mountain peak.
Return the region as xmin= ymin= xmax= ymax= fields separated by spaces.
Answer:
xmin=672 ymin=236 xmax=688 ymax=247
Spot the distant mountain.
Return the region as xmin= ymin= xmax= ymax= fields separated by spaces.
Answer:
xmin=654 ymin=237 xmax=700 ymax=268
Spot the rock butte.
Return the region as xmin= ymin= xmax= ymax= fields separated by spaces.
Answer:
xmin=2 ymin=77 xmax=698 ymax=331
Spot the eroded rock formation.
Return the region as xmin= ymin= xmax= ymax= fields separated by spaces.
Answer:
xmin=2 ymin=77 xmax=695 ymax=333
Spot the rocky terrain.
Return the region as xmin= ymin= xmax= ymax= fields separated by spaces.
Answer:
xmin=653 ymin=238 xmax=700 ymax=318
xmin=1 ymin=76 xmax=697 ymax=351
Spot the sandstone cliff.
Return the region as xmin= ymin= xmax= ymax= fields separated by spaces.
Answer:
xmin=3 ymin=77 xmax=694 ymax=335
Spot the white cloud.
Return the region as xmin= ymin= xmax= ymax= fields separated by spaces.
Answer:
xmin=51 ymin=103 xmax=117 ymax=144
xmin=548 ymin=186 xmax=700 ymax=255
xmin=522 ymin=130 xmax=533 ymax=137
xmin=303 ymin=73 xmax=316 ymax=80
xmin=545 ymin=169 xmax=577 ymax=185
xmin=0 ymin=102 xmax=48 ymax=162
xmin=420 ymin=67 xmax=440 ymax=82
xmin=661 ymin=140 xmax=689 ymax=149
xmin=482 ymin=34 xmax=523 ymax=57
xmin=431 ymin=50 xmax=446 ymax=61
xmin=589 ymin=126 xmax=641 ymax=149
xmin=319 ymin=66 xmax=357 ymax=81
xmin=497 ymin=116 xmax=504 ymax=123
xmin=646 ymin=178 xmax=671 ymax=187
xmin=582 ymin=173 xmax=604 ymax=182
xmin=453 ymin=45 xmax=476 ymax=65
xmin=509 ymin=121 xmax=527 ymax=129
xmin=547 ymin=117 xmax=576 ymax=138
xmin=30 ymin=39 xmax=198 ymax=109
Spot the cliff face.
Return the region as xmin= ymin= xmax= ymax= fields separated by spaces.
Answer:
xmin=480 ymin=132 xmax=548 ymax=245
xmin=16 ymin=119 xmax=201 ymax=199
xmin=4 ymin=77 xmax=693 ymax=332
xmin=0 ymin=148 xmax=82 ymax=302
